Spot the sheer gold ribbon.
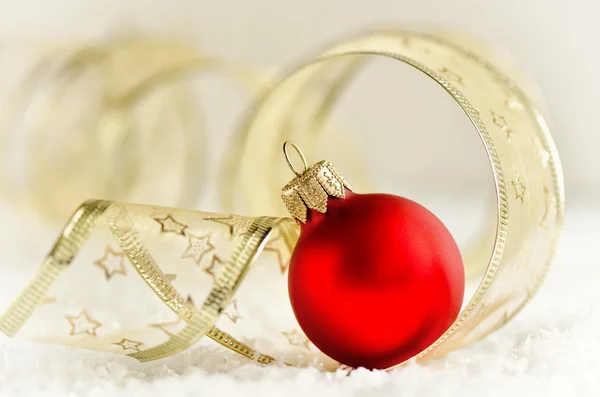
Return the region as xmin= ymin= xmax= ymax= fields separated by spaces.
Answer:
xmin=0 ymin=200 xmax=336 ymax=367
xmin=0 ymin=36 xmax=269 ymax=219
xmin=232 ymin=29 xmax=565 ymax=365
xmin=0 ymin=29 xmax=564 ymax=371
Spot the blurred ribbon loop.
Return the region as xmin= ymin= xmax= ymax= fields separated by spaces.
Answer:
xmin=0 ymin=35 xmax=270 ymax=219
xmin=0 ymin=29 xmax=564 ymax=370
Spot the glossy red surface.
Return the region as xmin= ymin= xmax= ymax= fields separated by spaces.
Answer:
xmin=288 ymin=190 xmax=465 ymax=369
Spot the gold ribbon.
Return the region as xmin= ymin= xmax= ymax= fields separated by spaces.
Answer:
xmin=0 ymin=28 xmax=564 ymax=371
xmin=0 ymin=35 xmax=270 ymax=219
xmin=232 ymin=29 xmax=565 ymax=364
xmin=0 ymin=200 xmax=315 ymax=366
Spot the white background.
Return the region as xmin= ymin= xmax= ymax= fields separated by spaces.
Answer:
xmin=0 ymin=0 xmax=597 ymax=202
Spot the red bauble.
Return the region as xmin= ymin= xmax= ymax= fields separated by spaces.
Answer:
xmin=288 ymin=189 xmax=465 ymax=370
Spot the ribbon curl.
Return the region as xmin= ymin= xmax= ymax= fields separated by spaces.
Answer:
xmin=0 ymin=28 xmax=564 ymax=370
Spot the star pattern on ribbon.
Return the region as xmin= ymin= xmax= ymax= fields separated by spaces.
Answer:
xmin=530 ymin=138 xmax=550 ymax=168
xmin=154 ymin=215 xmax=188 ymax=236
xmin=93 ymin=246 xmax=127 ymax=280
xmin=204 ymin=215 xmax=253 ymax=239
xmin=438 ymin=67 xmax=463 ymax=85
xmin=490 ymin=110 xmax=515 ymax=140
xmin=511 ymin=176 xmax=526 ymax=202
xmin=264 ymin=236 xmax=291 ymax=274
xmin=66 ymin=310 xmax=102 ymax=336
xmin=223 ymin=299 xmax=241 ymax=323
xmin=204 ymin=255 xmax=226 ymax=283
xmin=181 ymin=233 xmax=215 ymax=266
xmin=281 ymin=329 xmax=310 ymax=350
xmin=113 ymin=338 xmax=143 ymax=353
xmin=150 ymin=318 xmax=185 ymax=338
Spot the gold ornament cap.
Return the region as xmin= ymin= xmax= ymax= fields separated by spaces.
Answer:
xmin=281 ymin=142 xmax=352 ymax=223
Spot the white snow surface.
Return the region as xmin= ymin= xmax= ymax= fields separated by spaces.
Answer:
xmin=0 ymin=203 xmax=598 ymax=396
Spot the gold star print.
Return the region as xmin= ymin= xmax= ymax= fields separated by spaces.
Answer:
xmin=204 ymin=255 xmax=226 ymax=283
xmin=490 ymin=110 xmax=514 ymax=139
xmin=150 ymin=318 xmax=184 ymax=337
xmin=223 ymin=299 xmax=241 ymax=323
xmin=511 ymin=176 xmax=526 ymax=202
xmin=113 ymin=338 xmax=143 ymax=353
xmin=181 ymin=233 xmax=215 ymax=266
xmin=66 ymin=310 xmax=102 ymax=336
xmin=530 ymin=138 xmax=550 ymax=168
xmin=282 ymin=329 xmax=310 ymax=350
xmin=264 ymin=236 xmax=291 ymax=274
xmin=204 ymin=215 xmax=254 ymax=239
xmin=154 ymin=215 xmax=188 ymax=236
xmin=491 ymin=111 xmax=507 ymax=128
xmin=438 ymin=67 xmax=463 ymax=85
xmin=93 ymin=246 xmax=127 ymax=280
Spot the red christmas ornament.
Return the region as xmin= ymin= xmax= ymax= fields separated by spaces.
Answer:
xmin=281 ymin=142 xmax=465 ymax=370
